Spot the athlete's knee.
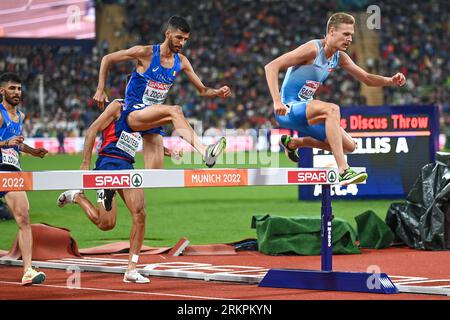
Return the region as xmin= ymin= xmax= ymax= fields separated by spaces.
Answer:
xmin=345 ymin=139 xmax=357 ymax=153
xmin=132 ymin=207 xmax=146 ymax=226
xmin=326 ymin=103 xmax=340 ymax=117
xmin=98 ymin=223 xmax=115 ymax=231
xmin=13 ymin=209 xmax=30 ymax=227
xmin=98 ymin=221 xmax=116 ymax=231
xmin=171 ymin=105 xmax=184 ymax=117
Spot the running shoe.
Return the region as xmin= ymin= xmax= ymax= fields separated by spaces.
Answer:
xmin=123 ymin=269 xmax=150 ymax=284
xmin=57 ymin=190 xmax=82 ymax=207
xmin=204 ymin=137 xmax=226 ymax=168
xmin=21 ymin=267 xmax=46 ymax=286
xmin=280 ymin=135 xmax=300 ymax=163
xmin=339 ymin=168 xmax=368 ymax=186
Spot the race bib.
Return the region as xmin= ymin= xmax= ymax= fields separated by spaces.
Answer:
xmin=298 ymin=80 xmax=321 ymax=101
xmin=142 ymin=80 xmax=172 ymax=105
xmin=1 ymin=148 xmax=21 ymax=169
xmin=116 ymin=131 xmax=141 ymax=157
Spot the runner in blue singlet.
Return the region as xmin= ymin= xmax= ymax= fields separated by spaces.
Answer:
xmin=93 ymin=16 xmax=231 ymax=169
xmin=265 ymin=12 xmax=406 ymax=185
xmin=0 ymin=72 xmax=48 ymax=285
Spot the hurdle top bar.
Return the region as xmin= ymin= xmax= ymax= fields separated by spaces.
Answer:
xmin=0 ymin=167 xmax=366 ymax=192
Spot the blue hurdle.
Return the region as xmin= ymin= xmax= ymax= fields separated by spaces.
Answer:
xmin=259 ymin=184 xmax=399 ymax=294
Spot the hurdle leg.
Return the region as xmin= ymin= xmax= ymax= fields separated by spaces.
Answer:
xmin=321 ymin=184 xmax=332 ymax=272
xmin=259 ymin=183 xmax=399 ymax=294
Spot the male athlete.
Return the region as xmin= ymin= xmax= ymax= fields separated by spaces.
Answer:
xmin=57 ymin=99 xmax=157 ymax=284
xmin=0 ymin=72 xmax=48 ymax=285
xmin=265 ymin=12 xmax=406 ymax=185
xmin=93 ymin=15 xmax=230 ymax=169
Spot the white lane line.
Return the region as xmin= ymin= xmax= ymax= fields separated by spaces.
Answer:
xmin=0 ymin=281 xmax=235 ymax=300
xmin=394 ymin=279 xmax=450 ymax=285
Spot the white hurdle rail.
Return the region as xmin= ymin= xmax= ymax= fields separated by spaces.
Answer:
xmin=0 ymin=167 xmax=342 ymax=192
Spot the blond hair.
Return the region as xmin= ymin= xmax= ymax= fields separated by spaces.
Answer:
xmin=326 ymin=12 xmax=355 ymax=33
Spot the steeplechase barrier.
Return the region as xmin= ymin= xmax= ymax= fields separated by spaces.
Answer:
xmin=0 ymin=167 xmax=401 ymax=294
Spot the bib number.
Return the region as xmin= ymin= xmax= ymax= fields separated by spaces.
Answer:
xmin=143 ymin=80 xmax=171 ymax=105
xmin=298 ymin=80 xmax=321 ymax=101
xmin=116 ymin=131 xmax=141 ymax=157
xmin=1 ymin=148 xmax=21 ymax=169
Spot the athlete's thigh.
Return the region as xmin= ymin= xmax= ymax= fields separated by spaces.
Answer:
xmin=142 ymin=133 xmax=164 ymax=169
xmin=305 ymin=99 xmax=335 ymax=125
xmin=129 ymin=104 xmax=173 ymax=123
xmin=5 ymin=191 xmax=29 ymax=215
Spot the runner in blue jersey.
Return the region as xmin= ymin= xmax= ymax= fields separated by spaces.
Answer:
xmin=93 ymin=16 xmax=230 ymax=169
xmin=0 ymin=73 xmax=48 ymax=285
xmin=265 ymin=12 xmax=406 ymax=185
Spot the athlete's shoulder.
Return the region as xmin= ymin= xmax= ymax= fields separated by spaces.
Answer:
xmin=177 ymin=53 xmax=190 ymax=69
xmin=289 ymin=40 xmax=319 ymax=62
xmin=126 ymin=45 xmax=153 ymax=57
xmin=337 ymin=50 xmax=352 ymax=66
xmin=178 ymin=53 xmax=188 ymax=62
xmin=301 ymin=40 xmax=320 ymax=53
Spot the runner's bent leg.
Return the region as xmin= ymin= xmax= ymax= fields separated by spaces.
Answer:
xmin=127 ymin=104 xmax=207 ymax=155
xmin=306 ymin=100 xmax=348 ymax=173
xmin=73 ymin=192 xmax=117 ymax=231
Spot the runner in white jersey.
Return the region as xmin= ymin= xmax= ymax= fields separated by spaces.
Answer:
xmin=265 ymin=12 xmax=406 ymax=185
xmin=93 ymin=16 xmax=231 ymax=169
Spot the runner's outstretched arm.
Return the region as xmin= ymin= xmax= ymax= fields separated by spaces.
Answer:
xmin=339 ymin=52 xmax=406 ymax=87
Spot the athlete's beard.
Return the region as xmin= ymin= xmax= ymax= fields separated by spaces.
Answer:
xmin=4 ymin=93 xmax=21 ymax=107
xmin=168 ymin=37 xmax=181 ymax=53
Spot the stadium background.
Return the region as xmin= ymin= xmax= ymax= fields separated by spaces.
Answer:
xmin=0 ymin=0 xmax=448 ymax=249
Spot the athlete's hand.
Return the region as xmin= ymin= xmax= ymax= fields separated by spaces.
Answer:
xmin=170 ymin=147 xmax=184 ymax=161
xmin=5 ymin=136 xmax=24 ymax=147
xmin=273 ymin=101 xmax=289 ymax=116
xmin=32 ymin=148 xmax=48 ymax=158
xmin=93 ymin=88 xmax=110 ymax=110
xmin=80 ymin=161 xmax=90 ymax=170
xmin=216 ymin=86 xmax=231 ymax=99
xmin=391 ymin=73 xmax=406 ymax=87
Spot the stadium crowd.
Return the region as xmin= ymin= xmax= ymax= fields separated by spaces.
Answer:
xmin=0 ymin=0 xmax=447 ymax=139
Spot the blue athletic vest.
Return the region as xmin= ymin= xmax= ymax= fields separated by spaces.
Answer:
xmin=97 ymin=99 xmax=140 ymax=163
xmin=280 ymin=39 xmax=340 ymax=104
xmin=125 ymin=44 xmax=181 ymax=108
xmin=0 ymin=103 xmax=22 ymax=169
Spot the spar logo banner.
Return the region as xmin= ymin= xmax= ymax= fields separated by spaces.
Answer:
xmin=287 ymin=170 xmax=331 ymax=184
xmin=83 ymin=173 xmax=143 ymax=188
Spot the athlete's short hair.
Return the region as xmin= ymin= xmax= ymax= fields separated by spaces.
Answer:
xmin=326 ymin=12 xmax=355 ymax=33
xmin=0 ymin=73 xmax=21 ymax=87
xmin=166 ymin=15 xmax=190 ymax=33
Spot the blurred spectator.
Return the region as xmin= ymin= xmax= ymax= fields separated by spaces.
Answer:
xmin=1 ymin=0 xmax=447 ymax=138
